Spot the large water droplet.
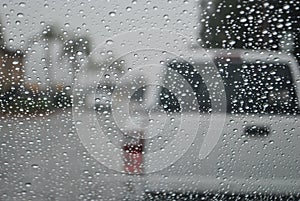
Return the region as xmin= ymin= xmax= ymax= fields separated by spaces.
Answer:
xmin=109 ymin=11 xmax=116 ymax=17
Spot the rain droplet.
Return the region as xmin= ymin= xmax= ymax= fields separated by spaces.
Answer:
xmin=19 ymin=2 xmax=26 ymax=7
xmin=283 ymin=5 xmax=290 ymax=10
xmin=17 ymin=13 xmax=24 ymax=18
xmin=25 ymin=183 xmax=32 ymax=187
xmin=229 ymin=41 xmax=236 ymax=45
xmin=31 ymin=164 xmax=39 ymax=169
xmin=240 ymin=18 xmax=247 ymax=23
xmin=109 ymin=11 xmax=116 ymax=17
xmin=106 ymin=40 xmax=113 ymax=45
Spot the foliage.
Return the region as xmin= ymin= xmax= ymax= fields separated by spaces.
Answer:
xmin=0 ymin=88 xmax=72 ymax=115
xmin=200 ymin=0 xmax=300 ymax=62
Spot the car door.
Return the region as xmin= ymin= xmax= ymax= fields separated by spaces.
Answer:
xmin=206 ymin=57 xmax=300 ymax=193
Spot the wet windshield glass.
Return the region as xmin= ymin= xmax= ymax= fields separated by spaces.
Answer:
xmin=0 ymin=0 xmax=300 ymax=200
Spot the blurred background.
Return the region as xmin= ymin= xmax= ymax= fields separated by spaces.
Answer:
xmin=0 ymin=0 xmax=299 ymax=115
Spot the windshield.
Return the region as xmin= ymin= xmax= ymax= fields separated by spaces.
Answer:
xmin=1 ymin=0 xmax=300 ymax=200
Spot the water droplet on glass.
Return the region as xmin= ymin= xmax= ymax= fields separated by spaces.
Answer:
xmin=19 ymin=2 xmax=26 ymax=7
xmin=25 ymin=183 xmax=31 ymax=187
xmin=31 ymin=164 xmax=39 ymax=169
xmin=240 ymin=18 xmax=247 ymax=23
xmin=109 ymin=11 xmax=116 ymax=17
xmin=17 ymin=13 xmax=24 ymax=18
xmin=106 ymin=40 xmax=113 ymax=45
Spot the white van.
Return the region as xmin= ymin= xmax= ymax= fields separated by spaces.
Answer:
xmin=135 ymin=49 xmax=300 ymax=200
xmin=79 ymin=49 xmax=300 ymax=200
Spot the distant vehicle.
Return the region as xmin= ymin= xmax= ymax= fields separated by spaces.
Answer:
xmin=85 ymin=84 xmax=145 ymax=112
xmin=85 ymin=84 xmax=113 ymax=112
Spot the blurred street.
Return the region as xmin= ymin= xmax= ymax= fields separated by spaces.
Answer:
xmin=0 ymin=109 xmax=135 ymax=201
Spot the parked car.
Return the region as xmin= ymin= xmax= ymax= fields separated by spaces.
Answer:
xmin=82 ymin=49 xmax=300 ymax=200
xmin=138 ymin=49 xmax=300 ymax=200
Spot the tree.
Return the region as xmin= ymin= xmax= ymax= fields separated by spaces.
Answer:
xmin=199 ymin=0 xmax=300 ymax=63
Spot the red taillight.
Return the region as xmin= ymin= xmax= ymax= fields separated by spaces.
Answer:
xmin=123 ymin=138 xmax=144 ymax=174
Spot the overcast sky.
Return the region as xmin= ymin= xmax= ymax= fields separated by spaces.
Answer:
xmin=0 ymin=0 xmax=200 ymax=50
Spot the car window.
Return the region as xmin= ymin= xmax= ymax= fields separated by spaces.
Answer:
xmin=216 ymin=59 xmax=299 ymax=115
xmin=161 ymin=61 xmax=211 ymax=113
xmin=163 ymin=60 xmax=299 ymax=115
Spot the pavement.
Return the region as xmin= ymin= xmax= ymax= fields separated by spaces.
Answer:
xmin=0 ymin=108 xmax=141 ymax=201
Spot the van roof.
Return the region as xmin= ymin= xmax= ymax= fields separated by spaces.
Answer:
xmin=186 ymin=48 xmax=297 ymax=64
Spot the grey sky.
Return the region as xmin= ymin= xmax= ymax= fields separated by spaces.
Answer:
xmin=0 ymin=0 xmax=200 ymax=51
